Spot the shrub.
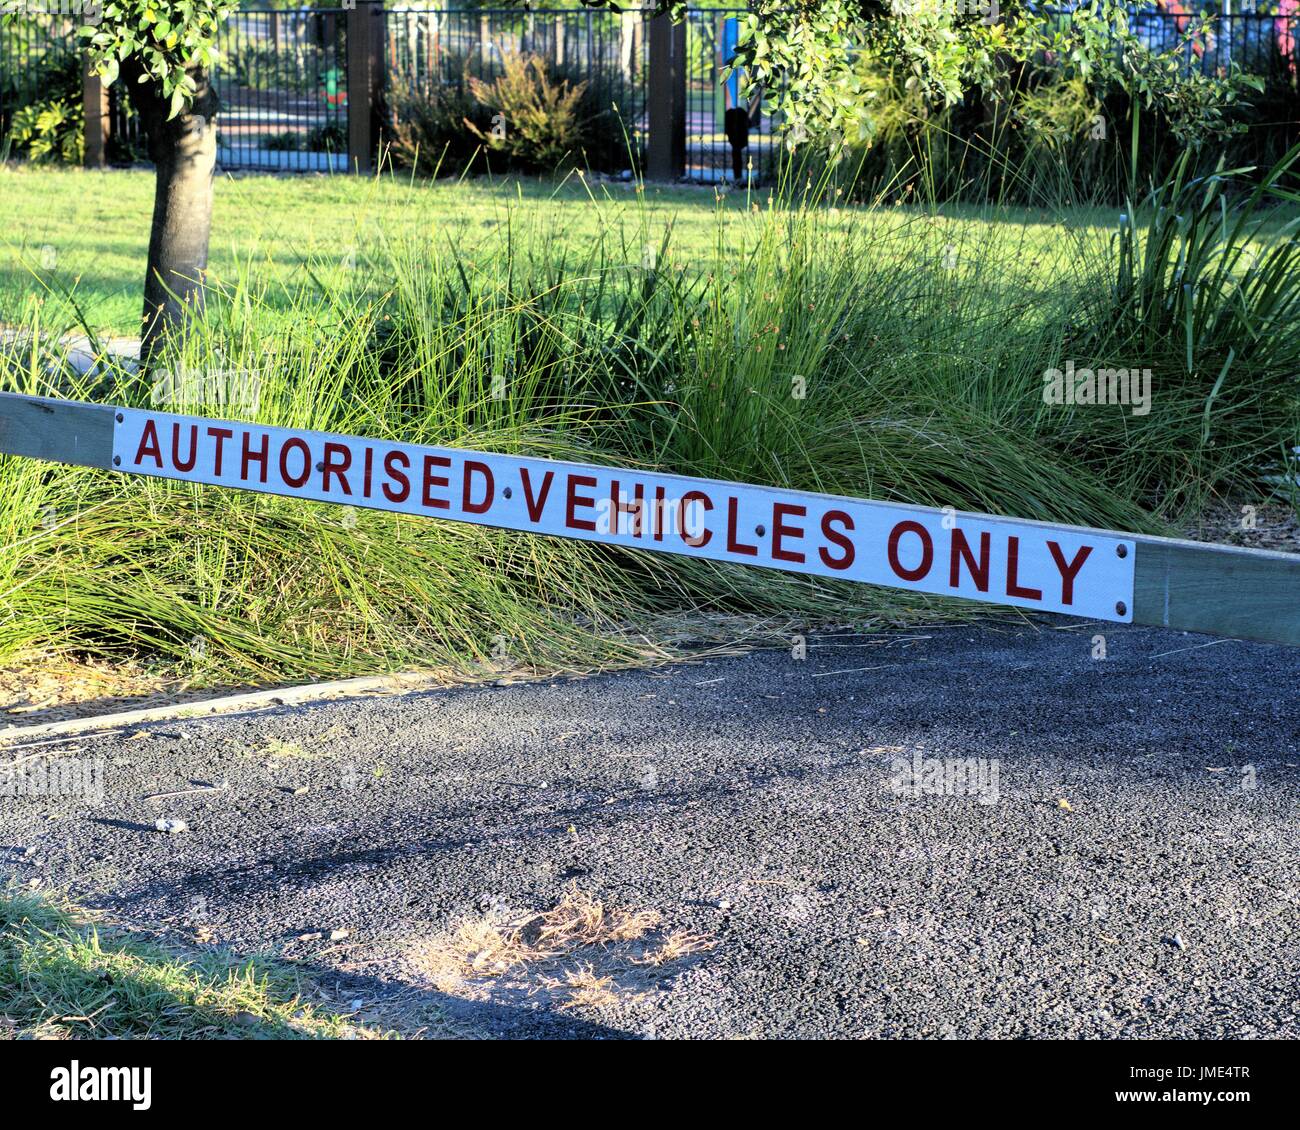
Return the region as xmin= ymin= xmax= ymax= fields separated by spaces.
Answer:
xmin=385 ymin=70 xmax=489 ymax=177
xmin=5 ymin=98 xmax=84 ymax=165
xmin=466 ymin=51 xmax=588 ymax=174
xmin=261 ymin=131 xmax=301 ymax=152
xmin=1013 ymin=76 xmax=1112 ymax=181
xmin=2 ymin=49 xmax=83 ymax=166
xmin=386 ymin=52 xmax=633 ymax=177
xmin=552 ymin=61 xmax=643 ymax=173
xmin=306 ymin=120 xmax=346 ymax=152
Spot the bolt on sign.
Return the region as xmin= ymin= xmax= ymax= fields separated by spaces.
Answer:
xmin=112 ymin=407 xmax=1136 ymax=622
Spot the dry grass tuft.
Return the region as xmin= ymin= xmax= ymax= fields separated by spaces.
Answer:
xmin=408 ymin=883 xmax=714 ymax=1013
xmin=636 ymin=929 xmax=718 ymax=967
xmin=529 ymin=886 xmax=662 ymax=950
xmin=253 ymin=737 xmax=317 ymax=760
xmin=544 ymin=964 xmax=621 ymax=1011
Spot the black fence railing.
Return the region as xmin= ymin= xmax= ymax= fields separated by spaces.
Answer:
xmin=1043 ymin=7 xmax=1300 ymax=77
xmin=388 ymin=8 xmax=647 ymax=96
xmin=3 ymin=6 xmax=1299 ymax=177
xmin=90 ymin=8 xmax=356 ymax=170
xmin=213 ymin=8 xmax=350 ymax=172
xmin=0 ymin=13 xmax=79 ymax=158
xmin=684 ymin=7 xmax=775 ymax=184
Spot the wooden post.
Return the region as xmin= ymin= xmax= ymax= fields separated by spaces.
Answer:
xmin=82 ymin=57 xmax=110 ymax=168
xmin=646 ymin=14 xmax=685 ymax=181
xmin=346 ymin=1 xmax=386 ymax=174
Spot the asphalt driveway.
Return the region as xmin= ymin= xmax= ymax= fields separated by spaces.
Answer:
xmin=2 ymin=621 xmax=1296 ymax=1038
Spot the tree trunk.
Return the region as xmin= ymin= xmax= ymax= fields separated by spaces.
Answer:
xmin=125 ymin=61 xmax=221 ymax=365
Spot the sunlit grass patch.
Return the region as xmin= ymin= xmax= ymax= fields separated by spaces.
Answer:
xmin=0 ymin=886 xmax=384 ymax=1039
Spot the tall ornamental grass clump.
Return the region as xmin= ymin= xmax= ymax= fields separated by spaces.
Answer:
xmin=1061 ymin=144 xmax=1300 ymax=514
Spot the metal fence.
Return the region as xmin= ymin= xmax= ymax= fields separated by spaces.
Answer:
xmin=211 ymin=8 xmax=350 ymax=172
xmin=386 ymin=7 xmax=654 ymax=171
xmin=1043 ymin=6 xmax=1300 ymax=77
xmin=3 ymin=6 xmax=1300 ymax=177
xmin=387 ymin=7 xmax=646 ymax=96
xmin=684 ymin=8 xmax=775 ymax=184
xmin=0 ymin=13 xmax=79 ymax=157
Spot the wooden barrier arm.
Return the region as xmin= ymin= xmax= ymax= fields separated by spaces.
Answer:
xmin=2 ymin=391 xmax=1298 ymax=647
xmin=1132 ymin=534 xmax=1300 ymax=645
xmin=0 ymin=392 xmax=116 ymax=470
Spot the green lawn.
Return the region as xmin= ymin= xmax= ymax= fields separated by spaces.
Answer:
xmin=0 ymin=164 xmax=1125 ymax=336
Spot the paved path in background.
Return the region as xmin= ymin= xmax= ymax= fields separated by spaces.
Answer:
xmin=2 ymin=623 xmax=1297 ymax=1039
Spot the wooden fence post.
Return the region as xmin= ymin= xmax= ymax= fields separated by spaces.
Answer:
xmin=346 ymin=1 xmax=386 ymax=174
xmin=646 ymin=14 xmax=685 ymax=181
xmin=82 ymin=57 xmax=110 ymax=168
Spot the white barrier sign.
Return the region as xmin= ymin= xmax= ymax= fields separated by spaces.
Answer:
xmin=112 ymin=408 xmax=1136 ymax=622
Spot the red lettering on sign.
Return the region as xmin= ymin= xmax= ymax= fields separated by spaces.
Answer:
xmin=382 ymin=450 xmax=410 ymax=503
xmin=565 ymin=474 xmax=598 ymax=531
xmin=133 ymin=419 xmax=163 ymax=468
xmin=819 ymin=510 xmax=855 ymax=570
xmin=680 ymin=490 xmax=713 ymax=548
xmin=949 ymin=528 xmax=990 ymax=592
xmin=462 ymin=460 xmax=494 ymax=515
xmin=321 ymin=442 xmax=353 ymax=496
xmin=241 ymin=431 xmax=269 ymax=484
xmin=772 ymin=503 xmax=806 ymax=564
xmin=422 ymin=454 xmax=451 ymax=510
xmin=279 ymin=437 xmax=311 ymax=488
xmin=171 ymin=423 xmax=198 ymax=473
xmin=652 ymin=486 xmax=667 ymax=542
xmin=726 ymin=497 xmax=758 ymax=556
xmin=1047 ymin=541 xmax=1092 ymax=605
xmin=1005 ymin=536 xmax=1042 ymax=601
xmin=888 ymin=520 xmax=934 ymax=582
xmin=520 ymin=468 xmax=554 ymax=522
xmin=608 ymin=480 xmax=646 ymax=537
xmin=362 ymin=446 xmax=374 ymax=499
xmin=207 ymin=428 xmax=234 ymax=476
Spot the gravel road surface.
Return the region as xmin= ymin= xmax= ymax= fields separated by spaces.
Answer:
xmin=3 ymin=622 xmax=1297 ymax=1039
